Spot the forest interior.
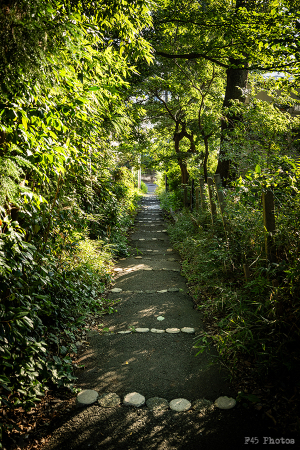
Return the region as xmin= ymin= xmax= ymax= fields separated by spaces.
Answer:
xmin=1 ymin=0 xmax=300 ymax=448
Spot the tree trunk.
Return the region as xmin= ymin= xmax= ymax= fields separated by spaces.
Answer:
xmin=216 ymin=58 xmax=248 ymax=185
xmin=203 ymin=135 xmax=209 ymax=183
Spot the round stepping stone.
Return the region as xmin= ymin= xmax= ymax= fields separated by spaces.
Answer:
xmin=157 ymin=289 xmax=168 ymax=293
xmin=151 ymin=328 xmax=165 ymax=333
xmin=111 ymin=288 xmax=122 ymax=293
xmin=192 ymin=399 xmax=213 ymax=411
xmin=117 ymin=330 xmax=131 ymax=334
xmin=152 ymin=238 xmax=157 ymax=240
xmin=146 ymin=397 xmax=169 ymax=410
xmin=135 ymin=328 xmax=149 ymax=333
xmin=123 ymin=392 xmax=145 ymax=407
xmin=135 ymin=256 xmax=143 ymax=259
xmin=98 ymin=393 xmax=121 ymax=407
xmin=139 ymin=238 xmax=145 ymax=241
xmin=162 ymin=230 xmax=167 ymax=232
xmin=169 ymin=398 xmax=191 ymax=412
xmin=168 ymin=288 xmax=179 ymax=292
xmin=77 ymin=389 xmax=98 ymax=407
xmin=181 ymin=327 xmax=195 ymax=334
xmin=157 ymin=316 xmax=165 ymax=321
xmin=166 ymin=328 xmax=180 ymax=334
xmin=215 ymin=396 xmax=236 ymax=410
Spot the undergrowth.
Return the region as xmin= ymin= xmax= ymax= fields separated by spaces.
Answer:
xmin=159 ymin=164 xmax=300 ymax=383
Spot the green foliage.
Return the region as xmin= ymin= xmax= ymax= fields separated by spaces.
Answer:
xmin=163 ymin=159 xmax=300 ymax=379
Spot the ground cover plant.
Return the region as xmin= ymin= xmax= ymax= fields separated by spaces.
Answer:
xmin=157 ymin=158 xmax=300 ymax=432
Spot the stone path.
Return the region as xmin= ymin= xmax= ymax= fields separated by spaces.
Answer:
xmin=43 ymin=183 xmax=267 ymax=450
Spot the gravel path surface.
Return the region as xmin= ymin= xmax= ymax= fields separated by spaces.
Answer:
xmin=43 ymin=184 xmax=268 ymax=450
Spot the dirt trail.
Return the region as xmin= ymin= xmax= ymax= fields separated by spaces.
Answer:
xmin=43 ymin=184 xmax=267 ymax=450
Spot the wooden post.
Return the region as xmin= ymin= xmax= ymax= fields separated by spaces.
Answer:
xmin=262 ymin=190 xmax=276 ymax=262
xmin=214 ymin=173 xmax=227 ymax=231
xmin=207 ymin=177 xmax=216 ymax=225
xmin=165 ymin=174 xmax=168 ymax=192
xmin=243 ymin=263 xmax=250 ymax=282
xmin=199 ymin=177 xmax=205 ymax=209
xmin=195 ymin=187 xmax=200 ymax=211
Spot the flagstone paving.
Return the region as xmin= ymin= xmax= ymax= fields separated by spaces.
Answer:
xmin=43 ymin=182 xmax=267 ymax=450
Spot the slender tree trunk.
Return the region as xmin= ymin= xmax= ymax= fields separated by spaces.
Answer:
xmin=203 ymin=135 xmax=209 ymax=183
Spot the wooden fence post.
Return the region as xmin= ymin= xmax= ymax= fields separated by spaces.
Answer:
xmin=262 ymin=190 xmax=276 ymax=263
xmin=199 ymin=177 xmax=205 ymax=209
xmin=243 ymin=263 xmax=250 ymax=282
xmin=207 ymin=177 xmax=216 ymax=226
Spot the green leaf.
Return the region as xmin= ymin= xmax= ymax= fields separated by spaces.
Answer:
xmin=255 ymin=164 xmax=261 ymax=174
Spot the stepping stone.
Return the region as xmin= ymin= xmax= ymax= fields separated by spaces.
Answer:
xmin=157 ymin=316 xmax=165 ymax=321
xmin=169 ymin=398 xmax=191 ymax=412
xmin=139 ymin=238 xmax=145 ymax=241
xmin=151 ymin=328 xmax=165 ymax=333
xmin=143 ymin=268 xmax=153 ymax=271
xmin=135 ymin=256 xmax=143 ymax=259
xmin=123 ymin=392 xmax=145 ymax=407
xmin=162 ymin=230 xmax=167 ymax=232
xmin=134 ymin=290 xmax=143 ymax=294
xmin=168 ymin=288 xmax=179 ymax=292
xmin=157 ymin=289 xmax=168 ymax=293
xmin=167 ymin=249 xmax=173 ymax=252
xmin=146 ymin=397 xmax=169 ymax=411
xmin=181 ymin=327 xmax=195 ymax=334
xmin=135 ymin=328 xmax=149 ymax=333
xmin=98 ymin=393 xmax=121 ymax=408
xmin=152 ymin=238 xmax=157 ymax=240
xmin=111 ymin=288 xmax=122 ymax=293
xmin=77 ymin=390 xmax=98 ymax=407
xmin=192 ymin=399 xmax=213 ymax=411
xmin=146 ymin=250 xmax=153 ymax=252
xmin=117 ymin=330 xmax=131 ymax=334
xmin=166 ymin=328 xmax=180 ymax=334
xmin=215 ymin=396 xmax=236 ymax=410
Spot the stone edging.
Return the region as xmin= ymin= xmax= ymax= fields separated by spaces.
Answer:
xmin=110 ymin=287 xmax=184 ymax=294
xmin=76 ymin=390 xmax=237 ymax=411
xmin=117 ymin=327 xmax=196 ymax=334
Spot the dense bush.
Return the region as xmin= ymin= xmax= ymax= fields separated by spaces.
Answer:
xmin=161 ymin=158 xmax=300 ymax=379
